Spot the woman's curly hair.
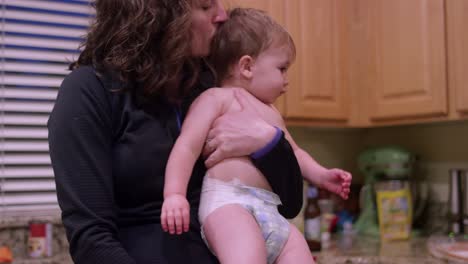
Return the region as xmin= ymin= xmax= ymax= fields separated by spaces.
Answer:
xmin=71 ymin=0 xmax=200 ymax=102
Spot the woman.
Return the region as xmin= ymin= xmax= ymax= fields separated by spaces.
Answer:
xmin=48 ymin=1 xmax=303 ymax=263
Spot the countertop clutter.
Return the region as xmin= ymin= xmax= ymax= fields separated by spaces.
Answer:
xmin=0 ymin=212 xmax=459 ymax=264
xmin=0 ymin=213 xmax=72 ymax=264
xmin=6 ymin=254 xmax=72 ymax=264
xmin=315 ymin=235 xmax=449 ymax=264
xmin=4 ymin=236 xmax=454 ymax=264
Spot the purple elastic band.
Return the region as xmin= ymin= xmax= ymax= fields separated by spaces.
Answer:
xmin=250 ymin=126 xmax=282 ymax=160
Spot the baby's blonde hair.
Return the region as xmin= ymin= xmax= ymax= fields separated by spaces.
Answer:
xmin=209 ymin=7 xmax=296 ymax=84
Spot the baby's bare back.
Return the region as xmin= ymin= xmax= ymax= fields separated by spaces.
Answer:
xmin=206 ymin=88 xmax=284 ymax=191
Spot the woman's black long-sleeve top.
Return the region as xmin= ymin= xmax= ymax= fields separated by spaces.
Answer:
xmin=48 ymin=66 xmax=303 ymax=264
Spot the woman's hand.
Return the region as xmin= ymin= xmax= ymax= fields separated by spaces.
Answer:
xmin=161 ymin=194 xmax=190 ymax=235
xmin=203 ymin=89 xmax=276 ymax=168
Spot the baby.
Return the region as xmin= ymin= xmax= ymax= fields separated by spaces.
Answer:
xmin=161 ymin=7 xmax=351 ymax=264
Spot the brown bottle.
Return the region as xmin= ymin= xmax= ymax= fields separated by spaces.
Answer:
xmin=304 ymin=185 xmax=321 ymax=251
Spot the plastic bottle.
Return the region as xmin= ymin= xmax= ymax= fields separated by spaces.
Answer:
xmin=304 ymin=185 xmax=321 ymax=251
xmin=339 ymin=221 xmax=354 ymax=251
xmin=318 ymin=198 xmax=334 ymax=249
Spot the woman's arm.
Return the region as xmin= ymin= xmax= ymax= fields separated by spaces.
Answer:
xmin=203 ymin=89 xmax=303 ymax=218
xmin=251 ymin=134 xmax=304 ymax=218
xmin=48 ymin=67 xmax=136 ymax=264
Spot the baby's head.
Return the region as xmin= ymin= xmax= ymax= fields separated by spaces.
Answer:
xmin=209 ymin=8 xmax=296 ymax=103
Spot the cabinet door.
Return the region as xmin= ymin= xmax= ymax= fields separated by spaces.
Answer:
xmin=222 ymin=0 xmax=287 ymax=114
xmin=223 ymin=0 xmax=282 ymax=12
xmin=284 ymin=0 xmax=350 ymax=121
xmin=364 ymin=0 xmax=447 ymax=120
xmin=447 ymin=0 xmax=468 ymax=114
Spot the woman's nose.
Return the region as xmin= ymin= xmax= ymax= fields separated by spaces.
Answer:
xmin=214 ymin=1 xmax=228 ymax=23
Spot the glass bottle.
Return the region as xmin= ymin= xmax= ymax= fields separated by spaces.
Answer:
xmin=304 ymin=185 xmax=321 ymax=251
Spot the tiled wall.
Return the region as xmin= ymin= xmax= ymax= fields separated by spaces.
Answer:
xmin=290 ymin=120 xmax=468 ymax=200
xmin=356 ymin=120 xmax=468 ymax=202
xmin=287 ymin=120 xmax=468 ymax=231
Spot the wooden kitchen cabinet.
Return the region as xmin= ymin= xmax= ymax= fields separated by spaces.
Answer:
xmin=220 ymin=0 xmax=466 ymax=127
xmin=222 ymin=0 xmax=352 ymax=124
xmin=447 ymin=0 xmax=468 ymax=116
xmin=223 ymin=0 xmax=283 ymax=16
xmin=355 ymin=0 xmax=448 ymax=124
xmin=283 ymin=0 xmax=351 ymax=123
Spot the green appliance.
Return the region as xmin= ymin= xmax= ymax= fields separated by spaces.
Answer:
xmin=353 ymin=146 xmax=415 ymax=237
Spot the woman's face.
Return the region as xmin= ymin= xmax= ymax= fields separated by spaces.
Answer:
xmin=191 ymin=0 xmax=227 ymax=57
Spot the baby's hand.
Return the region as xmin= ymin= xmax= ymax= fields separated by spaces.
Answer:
xmin=161 ymin=194 xmax=190 ymax=235
xmin=320 ymin=169 xmax=352 ymax=199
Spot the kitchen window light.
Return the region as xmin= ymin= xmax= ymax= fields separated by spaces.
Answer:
xmin=0 ymin=0 xmax=94 ymax=215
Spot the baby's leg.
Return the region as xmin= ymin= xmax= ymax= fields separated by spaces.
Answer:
xmin=274 ymin=224 xmax=315 ymax=264
xmin=202 ymin=204 xmax=267 ymax=264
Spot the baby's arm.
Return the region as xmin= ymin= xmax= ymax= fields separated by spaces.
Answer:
xmin=269 ymin=107 xmax=351 ymax=199
xmin=161 ymin=88 xmax=228 ymax=235
xmin=292 ymin=141 xmax=351 ymax=199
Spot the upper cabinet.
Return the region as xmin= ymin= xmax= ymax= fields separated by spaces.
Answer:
xmin=223 ymin=0 xmax=282 ymax=13
xmin=447 ymin=0 xmax=468 ymax=116
xmin=222 ymin=0 xmax=351 ymax=124
xmin=221 ymin=0 xmax=467 ymax=127
xmin=355 ymin=0 xmax=448 ymax=123
xmin=284 ymin=0 xmax=351 ymax=123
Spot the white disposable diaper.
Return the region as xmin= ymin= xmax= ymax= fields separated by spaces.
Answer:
xmin=198 ymin=176 xmax=290 ymax=264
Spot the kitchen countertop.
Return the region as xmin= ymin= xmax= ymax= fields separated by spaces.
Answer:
xmin=10 ymin=254 xmax=72 ymax=264
xmin=315 ymin=234 xmax=449 ymax=264
xmin=0 ymin=212 xmax=72 ymax=264
xmin=0 ymin=211 xmax=452 ymax=264
xmin=9 ymin=236 xmax=454 ymax=264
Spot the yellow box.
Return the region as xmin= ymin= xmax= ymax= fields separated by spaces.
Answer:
xmin=376 ymin=188 xmax=412 ymax=241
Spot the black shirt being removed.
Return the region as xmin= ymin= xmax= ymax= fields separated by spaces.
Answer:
xmin=48 ymin=66 xmax=303 ymax=264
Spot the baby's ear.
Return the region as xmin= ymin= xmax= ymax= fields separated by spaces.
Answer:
xmin=238 ymin=55 xmax=254 ymax=79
